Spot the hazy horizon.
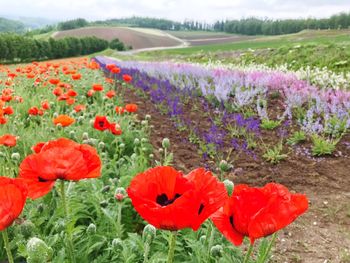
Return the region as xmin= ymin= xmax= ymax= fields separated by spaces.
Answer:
xmin=0 ymin=0 xmax=350 ymax=23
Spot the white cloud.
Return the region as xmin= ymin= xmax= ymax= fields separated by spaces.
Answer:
xmin=0 ymin=0 xmax=349 ymax=22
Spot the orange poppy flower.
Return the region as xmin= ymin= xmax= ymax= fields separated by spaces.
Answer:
xmin=0 ymin=177 xmax=27 ymax=231
xmin=41 ymin=101 xmax=50 ymax=110
xmin=49 ymin=78 xmax=60 ymax=85
xmin=74 ymin=104 xmax=86 ymax=112
xmin=53 ymin=115 xmax=75 ymax=127
xmin=0 ymin=134 xmax=17 ymax=147
xmin=111 ymin=67 xmax=121 ymax=74
xmin=109 ymin=123 xmax=122 ymax=135
xmin=67 ymin=89 xmax=78 ymax=97
xmin=125 ymin=104 xmax=138 ymax=113
xmin=115 ymin=106 xmax=125 ymax=114
xmin=87 ymin=90 xmax=95 ymax=97
xmin=19 ymin=138 xmax=101 ymax=199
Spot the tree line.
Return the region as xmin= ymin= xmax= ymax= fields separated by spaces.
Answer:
xmin=0 ymin=33 xmax=109 ymax=63
xmin=215 ymin=12 xmax=350 ymax=35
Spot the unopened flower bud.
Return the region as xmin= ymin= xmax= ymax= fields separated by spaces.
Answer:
xmin=115 ymin=187 xmax=126 ymax=201
xmin=162 ymin=138 xmax=170 ymax=149
xmin=101 ymin=185 xmax=111 ymax=193
xmin=141 ymin=120 xmax=148 ymax=126
xmin=98 ymin=142 xmax=105 ymax=150
xmin=111 ymin=238 xmax=123 ymax=250
xmin=149 ymin=154 xmax=154 ymax=159
xmin=145 ymin=114 xmax=151 ymax=120
xmin=219 ymin=160 xmax=230 ymax=172
xmin=11 ymin=152 xmax=20 ymax=160
xmin=134 ymin=138 xmax=140 ymax=146
xmin=223 ymin=180 xmax=234 ymax=196
xmin=119 ymin=143 xmax=125 ymax=149
xmin=141 ymin=138 xmax=148 ymax=144
xmin=142 ymin=224 xmax=156 ymax=243
xmin=20 ymin=220 xmax=35 ymax=238
xmin=86 ymin=223 xmax=97 ymax=235
xmin=210 ymin=245 xmax=223 ymax=257
xmin=26 ymin=237 xmax=52 ymax=263
xmin=100 ymin=200 xmax=108 ymax=208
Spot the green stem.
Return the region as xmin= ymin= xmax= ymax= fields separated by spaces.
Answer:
xmin=116 ymin=203 xmax=122 ymax=237
xmin=143 ymin=237 xmax=151 ymax=263
xmin=2 ymin=229 xmax=14 ymax=263
xmin=60 ymin=181 xmax=76 ymax=263
xmin=258 ymin=233 xmax=277 ymax=263
xmin=207 ymin=223 xmax=215 ymax=258
xmin=243 ymin=242 xmax=254 ymax=263
xmin=166 ymin=231 xmax=177 ymax=263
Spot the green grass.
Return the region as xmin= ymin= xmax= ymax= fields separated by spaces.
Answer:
xmin=33 ymin=31 xmax=55 ymax=40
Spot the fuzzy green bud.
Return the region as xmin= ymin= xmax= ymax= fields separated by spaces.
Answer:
xmin=141 ymin=138 xmax=148 ymax=144
xmin=134 ymin=138 xmax=140 ymax=146
xmin=145 ymin=114 xmax=151 ymax=120
xmin=142 ymin=224 xmax=156 ymax=243
xmin=98 ymin=141 xmax=105 ymax=150
xmin=26 ymin=237 xmax=52 ymax=263
xmin=20 ymin=220 xmax=35 ymax=238
xmin=149 ymin=154 xmax=154 ymax=159
xmin=86 ymin=223 xmax=97 ymax=235
xmin=119 ymin=143 xmax=125 ymax=149
xmin=223 ymin=180 xmax=234 ymax=196
xmin=210 ymin=245 xmax=223 ymax=258
xmin=115 ymin=187 xmax=126 ymax=201
xmin=82 ymin=132 xmax=89 ymax=140
xmin=219 ymin=160 xmax=230 ymax=172
xmin=111 ymin=238 xmax=123 ymax=250
xmin=162 ymin=138 xmax=170 ymax=149
xmin=141 ymin=120 xmax=148 ymax=126
xmin=101 ymin=185 xmax=111 ymax=193
xmin=11 ymin=152 xmax=20 ymax=161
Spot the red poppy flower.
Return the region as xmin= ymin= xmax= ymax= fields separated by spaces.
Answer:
xmin=109 ymin=123 xmax=122 ymax=135
xmin=19 ymin=138 xmax=101 ymax=199
xmin=92 ymin=84 xmax=104 ymax=92
xmin=87 ymin=89 xmax=95 ymax=97
xmin=67 ymin=89 xmax=78 ymax=97
xmin=0 ymin=134 xmax=17 ymax=147
xmin=53 ymin=115 xmax=75 ymax=127
xmin=53 ymin=87 xmax=63 ymax=97
xmin=32 ymin=142 xmax=45 ymax=153
xmin=49 ymin=78 xmax=60 ymax=85
xmin=105 ymin=90 xmax=116 ymax=99
xmin=28 ymin=107 xmax=40 ymax=116
xmin=211 ymin=183 xmax=308 ymax=246
xmin=125 ymin=104 xmax=138 ymax=113
xmin=111 ymin=67 xmax=121 ymax=74
xmin=106 ymin=64 xmax=116 ymax=71
xmin=94 ymin=116 xmax=111 ymax=131
xmin=0 ymin=177 xmax=27 ymax=231
xmin=122 ymin=74 xmax=132 ymax=83
xmin=71 ymin=73 xmax=81 ymax=80
xmin=3 ymin=106 xmax=14 ymax=115
xmin=127 ymin=166 xmax=227 ymax=231
xmin=74 ymin=104 xmax=86 ymax=113
xmin=41 ymin=101 xmax=50 ymax=110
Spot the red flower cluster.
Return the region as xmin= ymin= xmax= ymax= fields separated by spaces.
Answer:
xmin=211 ymin=183 xmax=308 ymax=245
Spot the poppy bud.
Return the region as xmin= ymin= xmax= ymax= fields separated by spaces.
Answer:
xmin=145 ymin=114 xmax=151 ymax=120
xmin=149 ymin=154 xmax=154 ymax=159
xmin=219 ymin=160 xmax=231 ymax=172
xmin=69 ymin=131 xmax=76 ymax=139
xmin=111 ymin=238 xmax=123 ymax=250
xmin=119 ymin=143 xmax=125 ymax=149
xmin=134 ymin=138 xmax=140 ymax=146
xmin=86 ymin=223 xmax=97 ymax=235
xmin=53 ymin=112 xmax=58 ymax=118
xmin=141 ymin=147 xmax=148 ymax=152
xmin=37 ymin=204 xmax=44 ymax=213
xmin=210 ymin=245 xmax=223 ymax=258
xmin=20 ymin=220 xmax=35 ymax=238
xmin=101 ymin=185 xmax=111 ymax=193
xmin=199 ymin=235 xmax=206 ymax=244
xmin=141 ymin=120 xmax=148 ymax=126
xmin=131 ymin=153 xmax=137 ymax=160
xmin=26 ymin=237 xmax=52 ymax=263
xmin=115 ymin=187 xmax=126 ymax=201
xmin=223 ymin=180 xmax=234 ymax=196
xmin=11 ymin=152 xmax=20 ymax=160
xmin=141 ymin=138 xmax=148 ymax=144
xmin=82 ymin=132 xmax=89 ymax=140
xmin=98 ymin=142 xmax=105 ymax=150
xmin=142 ymin=224 xmax=156 ymax=243
xmin=56 ymin=123 xmax=62 ymax=130
xmin=162 ymin=138 xmax=170 ymax=149
xmin=158 ymin=148 xmax=164 ymax=154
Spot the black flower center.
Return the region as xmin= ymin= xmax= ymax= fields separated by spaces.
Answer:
xmin=156 ymin=193 xmax=181 ymax=206
xmin=229 ymin=216 xmax=234 ymax=228
xmin=198 ymin=204 xmax=205 ymax=215
xmin=98 ymin=121 xmax=105 ymax=127
xmin=38 ymin=177 xmax=48 ymax=182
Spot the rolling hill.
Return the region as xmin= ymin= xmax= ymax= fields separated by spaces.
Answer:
xmin=53 ymin=26 xmax=184 ymax=49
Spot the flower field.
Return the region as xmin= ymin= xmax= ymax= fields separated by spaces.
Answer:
xmin=0 ymin=56 xmax=348 ymax=263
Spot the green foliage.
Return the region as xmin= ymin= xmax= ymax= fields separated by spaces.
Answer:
xmin=58 ymin=18 xmax=89 ymax=31
xmin=262 ymin=143 xmax=288 ymax=164
xmin=0 ymin=33 xmax=109 ymax=62
xmin=260 ymin=119 xmax=281 ymax=130
xmin=311 ymin=135 xmax=338 ymax=156
xmin=287 ymin=131 xmax=306 ymax=146
xmin=109 ymin=38 xmax=127 ymax=51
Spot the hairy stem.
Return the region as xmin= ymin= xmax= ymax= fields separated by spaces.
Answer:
xmin=166 ymin=231 xmax=177 ymax=263
xmin=2 ymin=229 xmax=14 ymax=263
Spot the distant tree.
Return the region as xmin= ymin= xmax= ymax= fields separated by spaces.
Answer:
xmin=58 ymin=18 xmax=89 ymax=31
xmin=109 ymin=38 xmax=126 ymax=51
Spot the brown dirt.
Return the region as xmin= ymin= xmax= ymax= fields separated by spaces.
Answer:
xmin=122 ymin=87 xmax=350 ymax=263
xmin=54 ymin=27 xmax=182 ymax=49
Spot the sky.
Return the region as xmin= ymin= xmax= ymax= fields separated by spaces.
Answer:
xmin=1 ymin=0 xmax=350 ymax=22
